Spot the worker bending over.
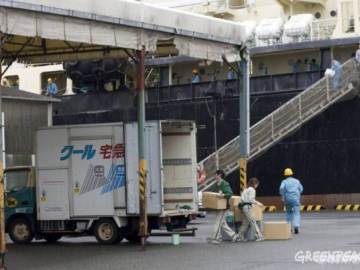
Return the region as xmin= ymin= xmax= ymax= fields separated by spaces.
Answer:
xmin=279 ymin=168 xmax=303 ymax=234
xmin=208 ymin=169 xmax=240 ymax=244
xmin=238 ymin=177 xmax=264 ymax=242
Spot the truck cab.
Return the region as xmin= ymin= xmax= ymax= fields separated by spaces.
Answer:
xmin=5 ymin=166 xmax=36 ymax=243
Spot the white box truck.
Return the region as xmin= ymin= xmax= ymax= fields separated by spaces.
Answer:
xmin=4 ymin=120 xmax=198 ymax=244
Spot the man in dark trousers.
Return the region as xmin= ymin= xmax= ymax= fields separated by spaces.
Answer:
xmin=207 ymin=169 xmax=239 ymax=244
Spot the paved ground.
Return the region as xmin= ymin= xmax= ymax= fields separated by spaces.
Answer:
xmin=5 ymin=212 xmax=360 ymax=270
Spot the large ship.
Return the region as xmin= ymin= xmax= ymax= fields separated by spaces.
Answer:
xmin=2 ymin=0 xmax=360 ymax=208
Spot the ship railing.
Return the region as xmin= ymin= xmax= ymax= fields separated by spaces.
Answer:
xmin=249 ymin=18 xmax=337 ymax=48
xmin=310 ymin=18 xmax=337 ymax=41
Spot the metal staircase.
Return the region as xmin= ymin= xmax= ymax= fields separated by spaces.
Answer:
xmin=198 ymin=59 xmax=359 ymax=192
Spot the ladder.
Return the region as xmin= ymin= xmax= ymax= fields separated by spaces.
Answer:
xmin=198 ymin=59 xmax=359 ymax=192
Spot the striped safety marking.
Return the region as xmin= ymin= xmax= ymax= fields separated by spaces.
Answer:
xmin=239 ymin=159 xmax=247 ymax=192
xmin=283 ymin=205 xmax=324 ymax=212
xmin=336 ymin=204 xmax=360 ymax=211
xmin=336 ymin=204 xmax=344 ymax=211
xmin=264 ymin=206 xmax=277 ymax=212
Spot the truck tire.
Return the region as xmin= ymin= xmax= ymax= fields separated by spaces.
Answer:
xmin=43 ymin=234 xmax=62 ymax=243
xmin=94 ymin=219 xmax=121 ymax=245
xmin=8 ymin=217 xmax=34 ymax=244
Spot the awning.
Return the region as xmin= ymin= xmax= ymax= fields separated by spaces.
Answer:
xmin=0 ymin=0 xmax=246 ymax=63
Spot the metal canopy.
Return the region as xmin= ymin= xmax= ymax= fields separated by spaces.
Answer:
xmin=0 ymin=0 xmax=246 ymax=63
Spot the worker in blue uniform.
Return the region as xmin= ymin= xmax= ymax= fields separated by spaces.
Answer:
xmin=279 ymin=168 xmax=303 ymax=234
xmin=331 ymin=59 xmax=342 ymax=89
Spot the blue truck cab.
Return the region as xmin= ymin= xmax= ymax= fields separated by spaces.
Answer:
xmin=5 ymin=166 xmax=37 ymax=243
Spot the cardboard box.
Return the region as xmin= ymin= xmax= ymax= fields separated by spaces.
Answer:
xmin=229 ymin=196 xmax=244 ymax=222
xmin=253 ymin=204 xmax=265 ymax=221
xmin=229 ymin=196 xmax=241 ymax=209
xmin=202 ymin=192 xmax=227 ymax=210
xmin=229 ymin=196 xmax=264 ymax=222
xmin=264 ymin=221 xmax=292 ymax=240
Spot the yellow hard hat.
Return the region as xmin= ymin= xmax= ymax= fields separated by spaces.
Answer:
xmin=284 ymin=168 xmax=293 ymax=176
xmin=47 ymin=78 xmax=52 ymax=82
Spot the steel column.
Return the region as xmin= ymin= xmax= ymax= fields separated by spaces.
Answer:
xmin=239 ymin=49 xmax=250 ymax=193
xmin=0 ymin=54 xmax=5 ymax=270
xmin=136 ymin=47 xmax=148 ymax=248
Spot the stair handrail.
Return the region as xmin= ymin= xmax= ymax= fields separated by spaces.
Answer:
xmin=198 ymin=58 xmax=357 ymax=191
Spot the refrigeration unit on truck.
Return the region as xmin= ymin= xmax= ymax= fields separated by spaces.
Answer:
xmin=4 ymin=120 xmax=198 ymax=244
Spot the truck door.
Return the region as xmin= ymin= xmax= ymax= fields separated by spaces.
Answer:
xmin=125 ymin=122 xmax=162 ymax=215
xmin=36 ymin=128 xmax=70 ymax=220
xmin=161 ymin=121 xmax=198 ymax=213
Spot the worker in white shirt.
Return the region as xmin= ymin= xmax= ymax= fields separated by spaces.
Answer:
xmin=356 ymin=43 xmax=360 ymax=68
xmin=238 ymin=177 xmax=264 ymax=242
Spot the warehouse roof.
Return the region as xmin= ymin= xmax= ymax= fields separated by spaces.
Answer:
xmin=0 ymin=87 xmax=61 ymax=103
xmin=0 ymin=0 xmax=246 ymax=63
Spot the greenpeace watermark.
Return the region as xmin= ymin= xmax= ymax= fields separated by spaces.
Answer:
xmin=295 ymin=250 xmax=360 ymax=264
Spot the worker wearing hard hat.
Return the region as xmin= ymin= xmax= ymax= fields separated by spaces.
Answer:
xmin=46 ymin=78 xmax=58 ymax=96
xmin=191 ymin=69 xmax=201 ymax=84
xmin=279 ymin=168 xmax=303 ymax=234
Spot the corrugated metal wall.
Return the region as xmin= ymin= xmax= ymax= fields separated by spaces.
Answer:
xmin=2 ymin=99 xmax=48 ymax=166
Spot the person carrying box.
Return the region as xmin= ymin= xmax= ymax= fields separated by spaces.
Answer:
xmin=207 ymin=169 xmax=240 ymax=244
xmin=238 ymin=177 xmax=264 ymax=242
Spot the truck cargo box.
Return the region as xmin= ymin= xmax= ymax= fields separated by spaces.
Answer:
xmin=35 ymin=121 xmax=198 ymax=221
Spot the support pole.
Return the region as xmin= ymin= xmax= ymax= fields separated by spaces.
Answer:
xmin=213 ymin=98 xmax=219 ymax=169
xmin=239 ymin=158 xmax=247 ymax=192
xmin=0 ymin=53 xmax=6 ymax=270
xmin=136 ymin=47 xmax=148 ymax=248
xmin=239 ymin=49 xmax=250 ymax=194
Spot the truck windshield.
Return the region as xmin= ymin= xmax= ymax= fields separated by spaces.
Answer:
xmin=5 ymin=170 xmax=28 ymax=192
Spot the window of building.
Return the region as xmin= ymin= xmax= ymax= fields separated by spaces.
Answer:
xmin=41 ymin=71 xmax=67 ymax=95
xmin=228 ymin=0 xmax=246 ymax=9
xmin=342 ymin=1 xmax=355 ymax=33
xmin=3 ymin=75 xmax=19 ymax=90
xmin=159 ymin=66 xmax=170 ymax=87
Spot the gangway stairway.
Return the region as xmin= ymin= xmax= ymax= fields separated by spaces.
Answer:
xmin=198 ymin=59 xmax=359 ymax=192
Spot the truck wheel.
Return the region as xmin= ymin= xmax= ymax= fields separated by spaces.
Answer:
xmin=43 ymin=234 xmax=62 ymax=243
xmin=9 ymin=217 xmax=34 ymax=244
xmin=94 ymin=219 xmax=121 ymax=245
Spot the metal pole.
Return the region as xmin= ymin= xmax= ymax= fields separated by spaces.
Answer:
xmin=136 ymin=47 xmax=148 ymax=248
xmin=213 ymin=98 xmax=219 ymax=169
xmin=239 ymin=48 xmax=250 ymax=194
xmin=0 ymin=56 xmax=6 ymax=270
